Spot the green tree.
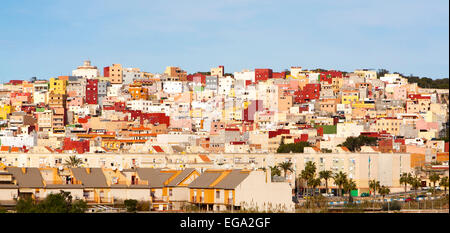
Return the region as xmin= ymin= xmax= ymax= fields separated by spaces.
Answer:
xmin=338 ymin=135 xmax=377 ymax=152
xmin=378 ymin=185 xmax=390 ymax=199
xmin=399 ymin=173 xmax=412 ymax=195
xmin=333 ymin=171 xmax=347 ymax=197
xmin=278 ymin=161 xmax=294 ymax=179
xmin=15 ymin=197 xmax=38 ymax=213
xmin=15 ymin=191 xmax=87 ymax=213
xmin=409 ymin=176 xmax=422 ymax=196
xmin=299 ymin=161 xmax=317 ymax=196
xmin=343 ymin=178 xmax=357 ymax=203
xmin=269 ymin=165 xmax=281 ymax=179
xmin=439 ymin=176 xmax=449 ymax=195
xmin=319 ymin=170 xmax=333 ymax=194
xmin=124 ymin=199 xmax=138 ymax=212
xmin=369 ymin=180 xmax=381 ymax=197
xmin=309 ymin=178 xmax=321 ymax=197
xmin=429 ymin=173 xmax=440 ymax=188
xmin=277 ymin=141 xmax=311 ymax=153
xmin=64 ymin=155 xmax=83 ymax=167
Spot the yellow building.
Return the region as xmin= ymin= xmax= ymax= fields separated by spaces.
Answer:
xmin=376 ymin=117 xmax=402 ymax=135
xmin=352 ymin=101 xmax=375 ymax=109
xmin=49 ymin=78 xmax=67 ymax=95
xmin=0 ymin=104 xmax=11 ymax=120
xmin=342 ymin=95 xmax=359 ymax=105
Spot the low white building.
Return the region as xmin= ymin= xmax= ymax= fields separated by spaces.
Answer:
xmin=163 ymin=81 xmax=183 ymax=94
xmin=0 ymin=133 xmax=37 ymax=148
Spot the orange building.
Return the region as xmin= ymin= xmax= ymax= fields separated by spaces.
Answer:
xmin=129 ymin=83 xmax=148 ymax=100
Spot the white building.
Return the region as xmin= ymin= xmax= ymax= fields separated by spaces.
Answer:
xmin=72 ymin=60 xmax=100 ymax=78
xmin=234 ymin=70 xmax=255 ymax=82
xmin=0 ymin=133 xmax=37 ymax=148
xmin=163 ymin=81 xmax=183 ymax=94
xmin=122 ymin=68 xmax=142 ymax=84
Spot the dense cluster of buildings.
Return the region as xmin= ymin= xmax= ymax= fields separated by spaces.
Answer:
xmin=0 ymin=61 xmax=448 ymax=210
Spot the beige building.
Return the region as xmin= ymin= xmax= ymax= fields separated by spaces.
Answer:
xmin=210 ymin=66 xmax=224 ymax=77
xmin=105 ymin=64 xmax=123 ymax=84
xmin=188 ymin=169 xmax=294 ymax=212
xmin=376 ymin=117 xmax=402 ymax=136
xmin=164 ymin=66 xmax=187 ymax=81
xmin=0 ymin=152 xmax=412 ymax=194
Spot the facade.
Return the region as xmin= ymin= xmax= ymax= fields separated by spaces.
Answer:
xmin=72 ymin=60 xmax=100 ymax=78
xmin=86 ymin=79 xmax=98 ymax=105
xmin=104 ymin=64 xmax=123 ymax=84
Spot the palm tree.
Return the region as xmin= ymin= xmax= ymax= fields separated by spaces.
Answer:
xmin=300 ymin=170 xmax=311 ymax=196
xmin=439 ymin=176 xmax=449 ymax=195
xmin=369 ymin=180 xmax=380 ymax=197
xmin=409 ymin=176 xmax=421 ymax=196
xmin=399 ymin=173 xmax=412 ymax=195
xmin=333 ymin=171 xmax=347 ymax=197
xmin=378 ymin=185 xmax=390 ymax=199
xmin=319 ymin=170 xmax=333 ymax=194
xmin=309 ymin=178 xmax=322 ymax=197
xmin=269 ymin=166 xmax=281 ymax=179
xmin=429 ymin=172 xmax=440 ymax=188
xmin=304 ymin=161 xmax=317 ymax=176
xmin=343 ymin=178 xmax=357 ymax=203
xmin=64 ymin=155 xmax=83 ymax=167
xmin=299 ymin=161 xmax=317 ymax=196
xmin=278 ymin=161 xmax=293 ymax=179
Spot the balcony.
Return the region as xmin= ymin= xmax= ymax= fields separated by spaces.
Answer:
xmin=152 ymin=196 xmax=169 ymax=203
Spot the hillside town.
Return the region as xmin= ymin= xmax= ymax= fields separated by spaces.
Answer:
xmin=0 ymin=61 xmax=448 ymax=212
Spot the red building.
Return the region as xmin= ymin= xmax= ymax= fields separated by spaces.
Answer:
xmin=272 ymin=72 xmax=286 ymax=79
xmin=243 ymin=100 xmax=263 ymax=122
xmin=269 ymin=129 xmax=290 ymax=138
xmin=187 ymin=73 xmax=206 ymax=83
xmin=86 ymin=79 xmax=98 ymax=104
xmin=294 ymin=83 xmax=321 ymax=104
xmin=103 ymin=67 xmax=110 ymax=77
xmin=255 ymin=69 xmax=273 ymax=82
xmin=407 ymin=94 xmax=431 ymax=100
xmin=294 ymin=134 xmax=309 ymax=143
xmin=319 ymin=71 xmax=342 ymax=84
xmin=63 ymin=138 xmax=90 ymax=154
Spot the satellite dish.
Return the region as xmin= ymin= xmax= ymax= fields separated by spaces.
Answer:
xmin=119 ymin=167 xmax=123 ymax=171
xmin=112 ymin=166 xmax=117 ymax=171
xmin=58 ymin=166 xmax=64 ymax=171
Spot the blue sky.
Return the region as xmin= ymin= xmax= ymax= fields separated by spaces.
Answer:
xmin=0 ymin=0 xmax=448 ymax=81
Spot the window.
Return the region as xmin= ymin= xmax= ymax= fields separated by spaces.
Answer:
xmin=216 ymin=190 xmax=220 ymax=199
xmin=169 ymin=189 xmax=173 ymax=196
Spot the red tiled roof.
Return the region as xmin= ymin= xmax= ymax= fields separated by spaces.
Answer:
xmin=225 ymin=128 xmax=240 ymax=131
xmin=44 ymin=146 xmax=54 ymax=153
xmin=153 ymin=146 xmax=164 ymax=153
xmin=198 ymin=154 xmax=211 ymax=163
xmin=230 ymin=141 xmax=245 ymax=145
xmin=1 ymin=146 xmax=10 ymax=152
xmin=11 ymin=147 xmax=20 ymax=152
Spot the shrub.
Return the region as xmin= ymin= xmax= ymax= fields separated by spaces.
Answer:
xmin=15 ymin=191 xmax=87 ymax=213
xmin=136 ymin=201 xmax=150 ymax=211
xmin=124 ymin=199 xmax=138 ymax=212
xmin=382 ymin=201 xmax=401 ymax=211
